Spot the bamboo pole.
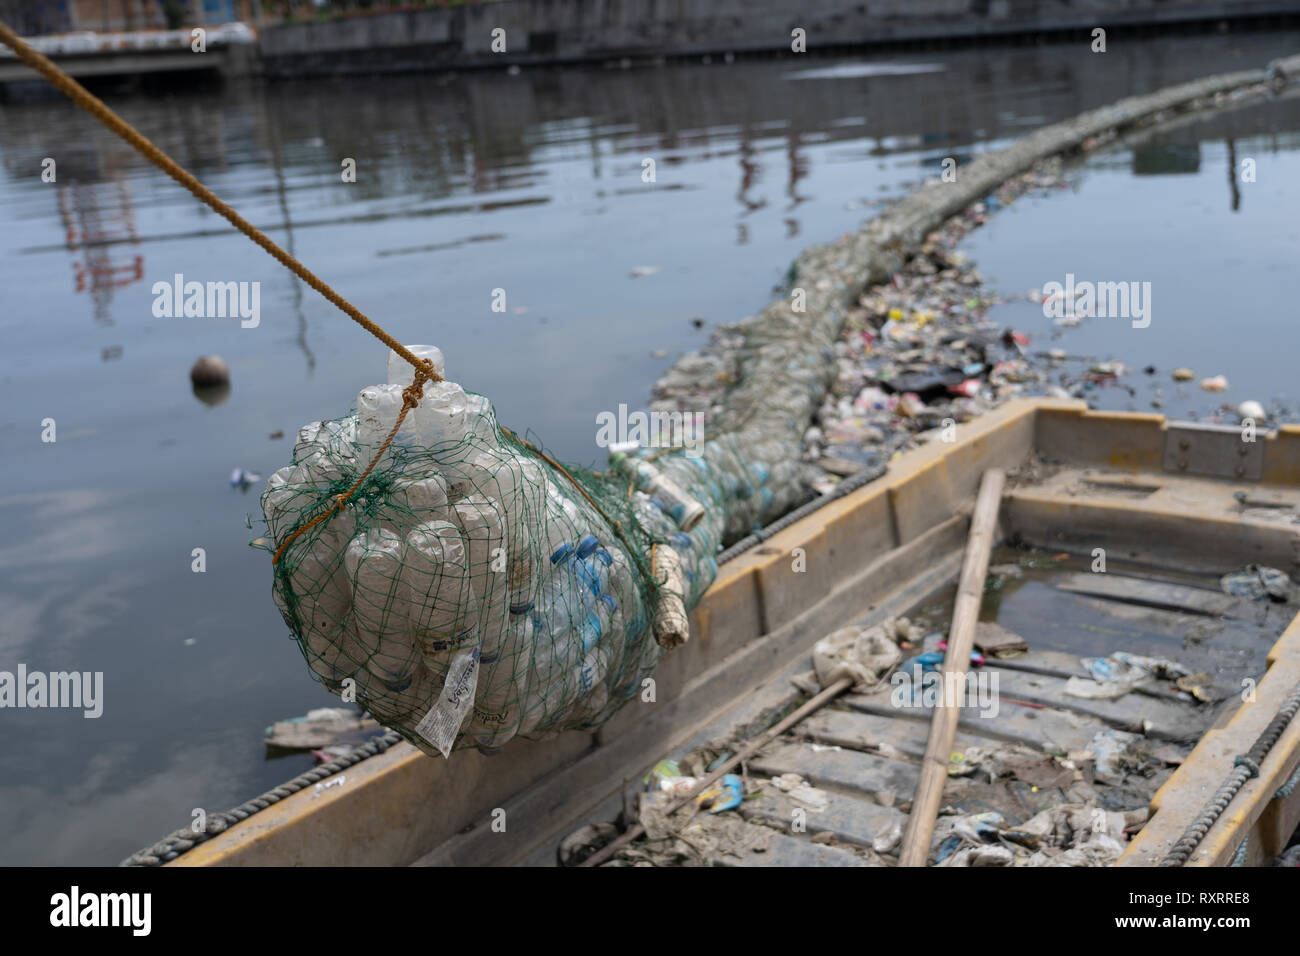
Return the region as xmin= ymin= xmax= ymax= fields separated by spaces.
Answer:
xmin=898 ymin=468 xmax=1005 ymax=867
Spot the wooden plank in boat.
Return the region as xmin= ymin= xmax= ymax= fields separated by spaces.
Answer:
xmin=841 ymin=664 xmax=1205 ymax=741
xmin=830 ymin=692 xmax=1112 ymax=755
xmin=798 ymin=708 xmax=939 ymax=758
xmin=969 ymin=666 xmax=1209 ymax=742
xmin=1053 ymin=571 xmax=1246 ymax=619
xmin=714 ymin=824 xmax=871 ymax=867
xmin=739 ymin=787 xmax=905 ymax=849
xmin=994 ymin=586 xmax=1281 ymax=694
xmin=750 ymin=741 xmax=920 ymax=799
xmin=990 ymin=648 xmax=1194 ymax=703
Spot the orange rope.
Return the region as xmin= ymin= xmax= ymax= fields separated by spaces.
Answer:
xmin=0 ymin=20 xmax=435 ymax=379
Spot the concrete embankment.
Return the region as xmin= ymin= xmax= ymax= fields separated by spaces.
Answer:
xmin=259 ymin=0 xmax=1300 ymax=78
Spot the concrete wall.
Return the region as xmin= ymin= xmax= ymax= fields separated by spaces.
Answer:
xmin=259 ymin=0 xmax=1300 ymax=77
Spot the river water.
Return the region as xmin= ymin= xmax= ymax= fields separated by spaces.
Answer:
xmin=1 ymin=30 xmax=1298 ymax=865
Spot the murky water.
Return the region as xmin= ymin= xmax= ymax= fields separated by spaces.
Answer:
xmin=969 ymin=91 xmax=1300 ymax=420
xmin=904 ymin=547 xmax=1287 ymax=692
xmin=1 ymin=31 xmax=1298 ymax=865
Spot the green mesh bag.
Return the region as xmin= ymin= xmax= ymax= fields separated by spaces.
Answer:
xmin=262 ymin=346 xmax=734 ymax=758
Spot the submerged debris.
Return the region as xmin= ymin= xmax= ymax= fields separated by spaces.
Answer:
xmin=1221 ymin=564 xmax=1294 ymax=602
xmin=264 ymin=707 xmax=381 ymax=750
xmin=937 ymin=802 xmax=1149 ymax=867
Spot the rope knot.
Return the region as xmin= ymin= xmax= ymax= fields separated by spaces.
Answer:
xmin=401 ymin=360 xmax=434 ymax=410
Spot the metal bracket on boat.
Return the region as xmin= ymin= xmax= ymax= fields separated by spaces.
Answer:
xmin=1162 ymin=421 xmax=1264 ymax=482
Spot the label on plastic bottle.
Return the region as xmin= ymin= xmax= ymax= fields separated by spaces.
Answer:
xmin=415 ymin=648 xmax=480 ymax=758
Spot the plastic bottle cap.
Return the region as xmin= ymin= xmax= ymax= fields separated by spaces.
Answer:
xmin=576 ymin=535 xmax=600 ymax=558
xmin=600 ymin=592 xmax=618 ymax=613
xmin=549 ymin=543 xmax=575 ymax=565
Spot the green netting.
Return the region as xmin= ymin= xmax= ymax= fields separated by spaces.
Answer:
xmin=261 ymin=347 xmax=768 ymax=759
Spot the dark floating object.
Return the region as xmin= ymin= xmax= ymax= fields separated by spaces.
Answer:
xmin=191 ymin=355 xmax=232 ymax=406
xmin=190 ymin=355 xmax=230 ymax=387
xmin=192 ymin=381 xmax=231 ymax=406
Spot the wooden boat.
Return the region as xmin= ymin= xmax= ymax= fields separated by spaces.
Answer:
xmin=168 ymin=398 xmax=1300 ymax=866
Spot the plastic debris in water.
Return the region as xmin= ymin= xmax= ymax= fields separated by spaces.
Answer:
xmin=696 ymin=774 xmax=743 ymax=814
xmin=1237 ymin=400 xmax=1266 ymax=421
xmin=1067 ymin=651 xmax=1190 ymax=700
xmin=1087 ymin=729 xmax=1145 ymax=784
xmin=1221 ymin=565 xmax=1293 ymax=602
xmin=952 ymin=810 xmax=1005 ymax=843
xmin=230 ymin=468 xmax=261 ymax=490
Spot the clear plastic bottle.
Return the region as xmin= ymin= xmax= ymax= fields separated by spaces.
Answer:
xmin=450 ymin=496 xmax=509 ymax=662
xmin=401 ymin=521 xmax=481 ymax=680
xmin=356 ymin=383 xmax=415 ymax=465
xmin=411 ymin=380 xmax=469 ymax=456
xmin=523 ymin=608 xmax=578 ymax=733
xmin=468 ymin=609 xmax=532 ymax=751
xmin=345 ymin=527 xmax=420 ymax=691
xmin=381 ymin=474 xmax=449 ymax=530
xmin=572 ymin=646 xmax=610 ymax=723
xmin=386 ymin=345 xmax=445 ymax=387
xmin=610 ymin=452 xmax=706 ymax=531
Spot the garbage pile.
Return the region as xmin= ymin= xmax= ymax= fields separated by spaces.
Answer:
xmin=654 ymin=151 xmax=1285 ymax=498
xmin=811 ymin=248 xmax=1032 ymax=484
xmin=808 ymin=164 xmax=1098 ymax=484
xmin=935 ymin=802 xmax=1150 ymax=867
xmin=650 ymin=160 xmax=1083 ymax=497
